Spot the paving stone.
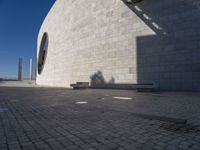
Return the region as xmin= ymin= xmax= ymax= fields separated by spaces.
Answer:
xmin=0 ymin=88 xmax=200 ymax=150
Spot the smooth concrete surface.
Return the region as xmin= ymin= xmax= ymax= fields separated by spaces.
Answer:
xmin=0 ymin=80 xmax=37 ymax=88
xmin=37 ymin=0 xmax=200 ymax=91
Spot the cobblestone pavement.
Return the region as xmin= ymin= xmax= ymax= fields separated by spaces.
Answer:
xmin=0 ymin=87 xmax=200 ymax=150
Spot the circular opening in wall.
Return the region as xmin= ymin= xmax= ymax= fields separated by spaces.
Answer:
xmin=38 ymin=32 xmax=49 ymax=74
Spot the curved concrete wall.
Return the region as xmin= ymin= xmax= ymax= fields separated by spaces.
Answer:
xmin=37 ymin=0 xmax=200 ymax=91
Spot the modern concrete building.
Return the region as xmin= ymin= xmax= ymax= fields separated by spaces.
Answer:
xmin=37 ymin=0 xmax=200 ymax=91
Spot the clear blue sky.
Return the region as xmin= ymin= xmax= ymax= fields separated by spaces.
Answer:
xmin=0 ymin=0 xmax=55 ymax=79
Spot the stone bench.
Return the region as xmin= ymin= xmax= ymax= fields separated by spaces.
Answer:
xmin=71 ymin=82 xmax=157 ymax=91
xmin=136 ymin=83 xmax=157 ymax=92
xmin=90 ymin=83 xmax=158 ymax=92
xmin=70 ymin=82 xmax=90 ymax=89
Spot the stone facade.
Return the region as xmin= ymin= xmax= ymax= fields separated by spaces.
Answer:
xmin=37 ymin=0 xmax=200 ymax=91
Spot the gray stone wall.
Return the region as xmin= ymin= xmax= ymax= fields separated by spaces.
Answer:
xmin=36 ymin=0 xmax=200 ymax=91
xmin=134 ymin=0 xmax=200 ymax=91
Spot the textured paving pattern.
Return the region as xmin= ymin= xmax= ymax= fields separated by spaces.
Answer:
xmin=0 ymin=87 xmax=200 ymax=150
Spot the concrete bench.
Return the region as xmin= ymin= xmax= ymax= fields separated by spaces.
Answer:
xmin=90 ymin=83 xmax=157 ymax=92
xmin=70 ymin=82 xmax=89 ymax=89
xmin=136 ymin=83 xmax=157 ymax=92
xmin=71 ymin=82 xmax=157 ymax=91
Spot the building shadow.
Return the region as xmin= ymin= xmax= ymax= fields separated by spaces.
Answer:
xmin=123 ymin=0 xmax=200 ymax=91
xmin=90 ymin=71 xmax=143 ymax=89
xmin=90 ymin=71 xmax=116 ymax=88
xmin=90 ymin=71 xmax=106 ymax=87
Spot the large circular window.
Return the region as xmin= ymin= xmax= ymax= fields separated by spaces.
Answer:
xmin=38 ymin=32 xmax=48 ymax=74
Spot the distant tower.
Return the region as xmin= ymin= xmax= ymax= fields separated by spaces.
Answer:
xmin=29 ymin=58 xmax=33 ymax=80
xmin=18 ymin=57 xmax=22 ymax=81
